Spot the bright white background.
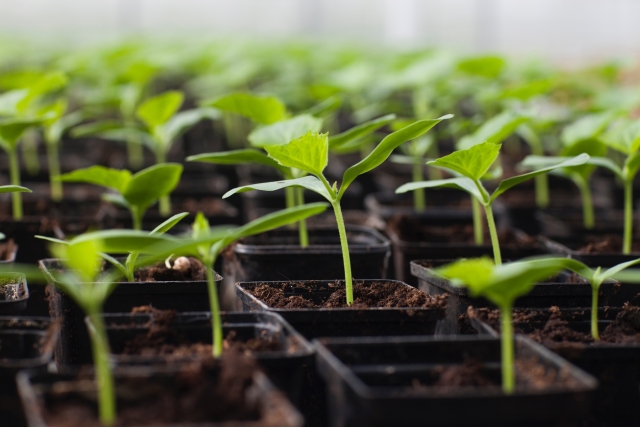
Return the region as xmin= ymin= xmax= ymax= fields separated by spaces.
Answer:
xmin=0 ymin=0 xmax=639 ymax=64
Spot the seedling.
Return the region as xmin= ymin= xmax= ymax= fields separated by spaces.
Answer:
xmin=60 ymin=163 xmax=183 ymax=230
xmin=396 ymin=142 xmax=588 ymax=264
xmin=437 ymin=256 xmax=571 ymax=394
xmin=0 ymin=185 xmax=31 ymax=234
xmin=223 ymin=116 xmax=451 ymax=305
xmin=137 ymin=203 xmax=329 ymax=357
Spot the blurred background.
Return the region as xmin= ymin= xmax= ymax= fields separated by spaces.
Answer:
xmin=1 ymin=0 xmax=639 ymax=65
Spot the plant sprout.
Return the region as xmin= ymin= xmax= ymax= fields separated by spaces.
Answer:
xmin=0 ymin=185 xmax=31 ymax=230
xmin=223 ymin=116 xmax=451 ymax=305
xmin=396 ymin=142 xmax=589 ymax=264
xmin=60 ymin=163 xmax=183 ymax=230
xmin=437 ymin=256 xmax=571 ymax=394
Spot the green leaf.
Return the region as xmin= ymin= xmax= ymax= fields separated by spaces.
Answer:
xmin=123 ymin=163 xmax=183 ymax=210
xmin=561 ymin=111 xmax=617 ymax=146
xmin=206 ymin=92 xmax=287 ymax=125
xmin=396 ymin=176 xmax=483 ymax=202
xmin=71 ymin=230 xmax=173 ymax=253
xmin=501 ymin=79 xmax=553 ymax=101
xmin=457 ymin=55 xmax=506 ymax=78
xmin=248 ymin=115 xmax=323 ymax=147
xmin=610 ymin=269 xmax=640 ymax=284
xmin=150 ymin=212 xmax=189 ymax=235
xmin=71 ymin=120 xmax=122 ymax=138
xmin=136 ymin=91 xmax=184 ymax=129
xmin=53 ymin=239 xmax=103 ymax=283
xmin=339 ymin=115 xmax=452 ymax=200
xmin=264 ymin=131 xmax=328 ymax=176
xmin=429 ymin=141 xmax=501 ymax=181
xmin=223 ymin=176 xmax=332 ymax=202
xmin=0 ymin=89 xmax=29 ymax=115
xmin=457 ymin=112 xmax=529 ymax=150
xmin=624 ymin=150 xmax=640 ymax=179
xmin=0 ymin=185 xmax=31 ymax=194
xmin=187 ymin=149 xmax=288 ymax=175
xmin=602 ymin=119 xmax=640 ymax=155
xmin=329 ymin=114 xmax=396 ymax=149
xmin=490 ymin=154 xmax=589 ymax=203
xmin=60 ymin=166 xmax=132 ymax=193
xmin=559 ymin=139 xmax=607 ymax=180
xmin=601 ymin=258 xmax=640 ymax=281
xmin=0 ymin=117 xmax=46 ymax=148
xmin=161 ymin=107 xmax=220 ymax=143
xmin=303 ymin=95 xmax=342 ymax=117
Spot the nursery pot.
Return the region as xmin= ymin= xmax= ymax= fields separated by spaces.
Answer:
xmin=17 ymin=364 xmax=304 ymax=427
xmin=229 ymin=226 xmax=391 ymax=283
xmin=411 ymin=260 xmax=620 ymax=335
xmin=40 ymin=258 xmax=223 ymax=365
xmin=314 ymin=335 xmax=597 ymax=427
xmin=0 ymin=273 xmax=29 ymax=315
xmin=470 ymin=307 xmax=640 ymax=426
xmin=364 ymin=191 xmax=472 ymax=221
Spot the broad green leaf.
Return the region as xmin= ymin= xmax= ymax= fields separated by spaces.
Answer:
xmin=610 ymin=269 xmax=640 ymax=284
xmin=17 ymin=71 xmax=68 ymax=112
xmin=429 ymin=141 xmax=501 ymax=181
xmin=329 ymin=114 xmax=396 ymax=149
xmin=601 ymin=258 xmax=640 ymax=281
xmin=150 ymin=212 xmax=189 ymax=235
xmin=560 ymin=139 xmax=607 ymax=180
xmin=396 ymin=177 xmax=483 ymax=203
xmin=438 ymin=257 xmax=495 ymax=289
xmin=54 ymin=239 xmax=103 ymax=283
xmin=0 ymin=89 xmax=28 ymax=115
xmin=223 ymin=176 xmax=332 ymax=202
xmin=264 ymin=131 xmax=328 ymax=176
xmin=601 ymin=119 xmax=640 ymax=155
xmin=136 ymin=91 xmax=184 ymax=129
xmin=70 ymin=119 xmax=123 ymax=138
xmin=71 ymin=230 xmax=173 ymax=253
xmin=501 ymin=79 xmax=553 ymax=101
xmin=457 ymin=55 xmax=506 ymax=78
xmin=624 ymin=150 xmax=640 ymax=179
xmin=339 ymin=115 xmax=452 ymax=200
xmin=248 ymin=115 xmax=323 ymax=147
xmin=457 ymin=112 xmax=529 ymax=150
xmin=561 ymin=111 xmax=617 ymax=146
xmin=60 ymin=166 xmax=131 ymax=193
xmin=521 ymin=155 xmax=623 ymax=180
xmin=489 ymin=154 xmax=589 ymax=203
xmin=0 ymin=117 xmax=46 ymax=148
xmin=161 ymin=108 xmax=220 ymax=143
xmin=303 ymin=95 xmax=342 ymax=117
xmin=123 ymin=163 xmax=183 ymax=210
xmin=187 ymin=149 xmax=288 ymax=175
xmin=0 ymin=185 xmax=31 ymax=194
xmin=207 ymin=92 xmax=287 ymax=125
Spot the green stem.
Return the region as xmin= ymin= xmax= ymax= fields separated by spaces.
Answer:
xmin=500 ymin=305 xmax=515 ymax=394
xmin=206 ymin=263 xmax=223 ymax=357
xmin=125 ymin=119 xmax=143 ymax=170
xmin=534 ymin=174 xmax=549 ymax=209
xmin=8 ymin=148 xmax=23 ymax=220
xmin=591 ymin=283 xmax=599 ymax=340
xmin=155 ymin=149 xmax=171 ymax=217
xmin=46 ymin=142 xmax=63 ymax=202
xmin=575 ymin=176 xmax=594 ymax=230
xmin=332 ymin=201 xmax=353 ymax=305
xmin=22 ymin=129 xmax=40 ymax=176
xmin=412 ymin=163 xmax=426 ymax=212
xmin=86 ymin=312 xmax=116 ymax=426
xmin=485 ymin=204 xmax=502 ymax=265
xmin=130 ymin=207 xmax=142 ymax=231
xmin=624 ymin=180 xmax=633 ymax=255
xmin=285 ymin=186 xmax=296 ymax=229
xmin=296 ymin=188 xmax=309 ymax=247
xmin=472 ymin=196 xmax=484 ymax=246
xmin=427 ymin=143 xmax=442 ymax=180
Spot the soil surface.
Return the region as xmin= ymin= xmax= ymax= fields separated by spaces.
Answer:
xmin=387 ymin=215 xmax=540 ymax=248
xmin=41 ymin=355 xmax=279 ymax=427
xmin=248 ymin=281 xmax=448 ymax=310
xmin=577 ymin=234 xmax=640 ymax=254
xmin=0 ymin=276 xmax=26 ymax=300
xmin=0 ymin=239 xmax=16 ymax=261
xmin=134 ymin=257 xmax=207 ymax=282
xmin=117 ymin=306 xmax=285 ymax=359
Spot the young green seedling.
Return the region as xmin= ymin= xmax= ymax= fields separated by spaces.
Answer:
xmin=437 ymin=256 xmax=571 ymax=394
xmin=0 ymin=185 xmax=31 ymax=232
xmin=223 ymin=116 xmax=452 ymax=305
xmin=136 ymin=203 xmax=329 ymax=357
xmin=396 ymin=142 xmax=589 ymax=264
xmin=59 ymin=163 xmax=183 ymax=230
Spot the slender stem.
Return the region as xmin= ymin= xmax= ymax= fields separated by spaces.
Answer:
xmin=206 ymin=262 xmax=223 ymax=357
xmin=332 ymin=201 xmax=353 ymax=305
xmin=285 ymin=186 xmax=296 ymax=229
xmin=130 ymin=206 xmax=142 ymax=231
xmin=125 ymin=118 xmax=143 ymax=170
xmin=8 ymin=148 xmax=23 ymax=220
xmin=624 ymin=180 xmax=633 ymax=255
xmin=412 ymin=163 xmax=426 ymax=212
xmin=534 ymin=174 xmax=549 ymax=209
xmin=591 ymin=282 xmax=600 ymax=340
xmin=575 ymin=176 xmax=594 ymax=230
xmin=155 ymin=149 xmax=171 ymax=216
xmin=86 ymin=312 xmax=116 ymax=426
xmin=485 ymin=204 xmax=502 ymax=265
xmin=296 ymin=188 xmax=309 ymax=247
xmin=500 ymin=305 xmax=515 ymax=394
xmin=472 ymin=196 xmax=484 ymax=245
xmin=22 ymin=129 xmax=40 ymax=176
xmin=427 ymin=143 xmax=442 ymax=180
xmin=46 ymin=142 xmax=63 ymax=202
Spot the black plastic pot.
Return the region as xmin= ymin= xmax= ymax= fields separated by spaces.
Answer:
xmin=314 ymin=334 xmax=597 ymax=427
xmin=40 ymin=258 xmax=223 ymax=365
xmin=536 ymin=208 xmax=627 ymax=239
xmin=0 ymin=273 xmax=30 ymax=314
xmin=364 ymin=191 xmax=472 ymax=221
xmin=470 ymin=307 xmax=640 ymax=426
xmin=411 ymin=260 xmax=620 ymax=335
xmin=229 ymin=226 xmax=391 ymax=283
xmin=17 ymin=365 xmax=304 ymax=427
xmin=0 ymin=317 xmax=59 ymax=427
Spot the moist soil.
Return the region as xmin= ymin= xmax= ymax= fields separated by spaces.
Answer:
xmin=133 ymin=257 xmax=207 ymax=282
xmin=577 ymin=234 xmax=640 ymax=254
xmin=115 ymin=306 xmax=285 ymax=359
xmin=0 ymin=239 xmax=16 ymax=261
xmin=387 ymin=215 xmax=539 ymax=248
xmin=0 ymin=276 xmax=26 ymax=300
xmin=248 ymin=281 xmax=448 ymax=310
xmin=41 ymin=355 xmax=278 ymax=427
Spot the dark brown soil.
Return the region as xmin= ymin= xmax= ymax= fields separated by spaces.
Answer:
xmin=0 ymin=276 xmax=26 ymax=300
xmin=133 ymin=257 xmax=207 ymax=282
xmin=42 ymin=355 xmax=279 ymax=427
xmin=248 ymin=281 xmax=448 ymax=310
xmin=431 ymin=359 xmax=497 ymax=388
xmin=577 ymin=234 xmax=640 ymax=254
xmin=177 ymin=197 xmax=237 ymax=217
xmin=0 ymin=239 xmax=16 ymax=261
xmin=387 ymin=215 xmax=539 ymax=248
